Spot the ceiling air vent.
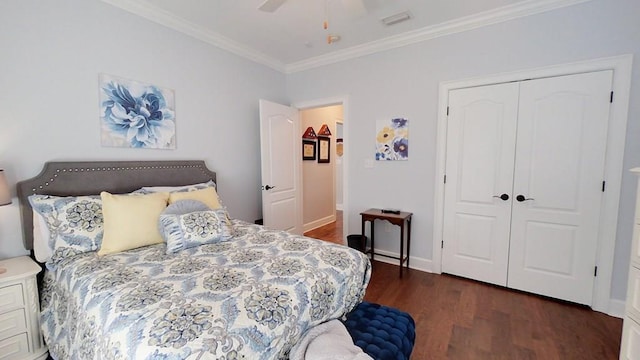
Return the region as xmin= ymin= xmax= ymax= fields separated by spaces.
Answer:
xmin=381 ymin=11 xmax=412 ymax=26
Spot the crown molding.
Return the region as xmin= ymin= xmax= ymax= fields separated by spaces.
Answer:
xmin=101 ymin=0 xmax=592 ymax=75
xmin=100 ymin=0 xmax=287 ymax=73
xmin=285 ymin=0 xmax=593 ymax=73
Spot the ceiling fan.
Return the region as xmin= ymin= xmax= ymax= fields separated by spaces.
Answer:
xmin=258 ymin=0 xmax=385 ymax=44
xmin=258 ymin=0 xmax=369 ymax=18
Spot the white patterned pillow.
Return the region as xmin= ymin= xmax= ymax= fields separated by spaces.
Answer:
xmin=28 ymin=194 xmax=103 ymax=265
xmin=135 ymin=180 xmax=223 ymax=209
xmin=160 ymin=208 xmax=233 ymax=254
xmin=134 ymin=180 xmax=216 ymax=194
xmin=157 ymin=200 xmax=210 ymax=236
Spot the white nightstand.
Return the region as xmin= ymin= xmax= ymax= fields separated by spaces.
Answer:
xmin=0 ymin=256 xmax=48 ymax=360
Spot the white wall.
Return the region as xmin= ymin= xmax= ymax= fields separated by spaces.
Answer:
xmin=286 ymin=0 xmax=640 ymax=302
xmin=301 ymin=105 xmax=341 ymax=230
xmin=0 ymin=0 xmax=286 ymax=258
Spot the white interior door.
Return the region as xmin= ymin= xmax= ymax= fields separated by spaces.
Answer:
xmin=442 ymin=82 xmax=520 ymax=286
xmin=507 ymin=71 xmax=613 ymax=305
xmin=259 ymin=99 xmax=303 ymax=234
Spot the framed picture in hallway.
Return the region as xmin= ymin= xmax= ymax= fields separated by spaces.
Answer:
xmin=302 ymin=139 xmax=316 ymax=160
xmin=318 ymin=136 xmax=330 ymax=163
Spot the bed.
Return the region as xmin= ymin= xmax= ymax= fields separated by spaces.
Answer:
xmin=17 ymin=160 xmax=371 ymax=360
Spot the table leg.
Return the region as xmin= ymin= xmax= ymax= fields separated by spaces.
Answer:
xmin=399 ymin=223 xmax=404 ymax=277
xmin=361 ymin=218 xmax=365 ymax=254
xmin=370 ymin=220 xmax=375 ymax=262
xmin=406 ymin=217 xmax=412 ymax=270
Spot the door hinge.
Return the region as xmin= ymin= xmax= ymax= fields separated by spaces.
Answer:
xmin=602 ymin=181 xmax=606 ymax=192
xmin=446 ymin=106 xmax=449 ymax=116
xmin=441 ymin=240 xmax=444 ymax=249
xmin=610 ymin=91 xmax=614 ymax=103
xmin=594 ymin=266 xmax=598 ymax=277
xmin=444 ymin=175 xmax=447 ymax=184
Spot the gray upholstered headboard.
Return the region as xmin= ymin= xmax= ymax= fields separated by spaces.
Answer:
xmin=16 ymin=160 xmax=217 ymax=251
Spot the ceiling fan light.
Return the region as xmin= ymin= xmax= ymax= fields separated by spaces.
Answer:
xmin=258 ymin=0 xmax=287 ymax=12
xmin=327 ymin=35 xmax=341 ymax=44
xmin=381 ymin=11 xmax=412 ymax=26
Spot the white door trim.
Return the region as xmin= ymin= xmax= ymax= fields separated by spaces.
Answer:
xmin=433 ymin=54 xmax=633 ymax=314
xmin=293 ymin=96 xmax=350 ymax=244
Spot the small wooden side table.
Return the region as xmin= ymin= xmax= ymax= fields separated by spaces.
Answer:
xmin=360 ymin=208 xmax=413 ymax=277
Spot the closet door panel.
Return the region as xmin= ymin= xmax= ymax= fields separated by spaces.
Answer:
xmin=442 ymin=82 xmax=519 ymax=286
xmin=507 ymin=71 xmax=613 ymax=305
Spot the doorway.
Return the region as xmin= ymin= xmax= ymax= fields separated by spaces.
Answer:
xmin=299 ymin=104 xmax=343 ymax=233
xmin=259 ymin=97 xmax=349 ymax=242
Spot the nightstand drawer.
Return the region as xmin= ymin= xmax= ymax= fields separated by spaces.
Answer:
xmin=0 ymin=285 xmax=24 ymax=314
xmin=632 ymin=224 xmax=640 ymax=267
xmin=628 ymin=266 xmax=640 ymax=322
xmin=0 ymin=332 xmax=29 ymax=360
xmin=0 ymin=309 xmax=26 ymax=341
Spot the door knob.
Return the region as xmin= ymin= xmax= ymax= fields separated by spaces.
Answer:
xmin=264 ymin=185 xmax=276 ymax=190
xmin=493 ymin=194 xmax=509 ymax=201
xmin=516 ymin=195 xmax=534 ymax=202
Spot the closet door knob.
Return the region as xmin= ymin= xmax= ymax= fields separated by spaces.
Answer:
xmin=516 ymin=195 xmax=534 ymax=202
xmin=493 ymin=194 xmax=509 ymax=201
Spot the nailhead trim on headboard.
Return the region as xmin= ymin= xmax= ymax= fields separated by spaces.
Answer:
xmin=28 ymin=164 xmax=211 ymax=193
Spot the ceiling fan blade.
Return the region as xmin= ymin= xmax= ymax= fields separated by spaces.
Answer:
xmin=340 ymin=0 xmax=368 ymax=18
xmin=258 ymin=0 xmax=288 ymax=12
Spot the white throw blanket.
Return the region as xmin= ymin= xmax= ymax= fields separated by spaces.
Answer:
xmin=289 ymin=320 xmax=374 ymax=360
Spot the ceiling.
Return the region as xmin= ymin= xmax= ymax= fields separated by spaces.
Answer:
xmin=101 ymin=0 xmax=589 ymax=73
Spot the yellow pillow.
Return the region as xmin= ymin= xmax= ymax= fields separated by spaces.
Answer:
xmin=98 ymin=191 xmax=169 ymax=255
xmin=169 ymin=187 xmax=221 ymax=209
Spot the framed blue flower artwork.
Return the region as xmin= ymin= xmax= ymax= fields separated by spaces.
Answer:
xmin=99 ymin=74 xmax=176 ymax=149
xmin=376 ymin=118 xmax=408 ymax=160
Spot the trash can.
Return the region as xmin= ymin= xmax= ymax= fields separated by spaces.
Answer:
xmin=347 ymin=234 xmax=367 ymax=253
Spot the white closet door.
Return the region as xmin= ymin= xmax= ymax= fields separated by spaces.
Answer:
xmin=507 ymin=71 xmax=613 ymax=305
xmin=442 ymin=82 xmax=519 ymax=286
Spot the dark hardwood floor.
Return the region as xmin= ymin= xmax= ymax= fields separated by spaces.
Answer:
xmin=304 ymin=214 xmax=623 ymax=360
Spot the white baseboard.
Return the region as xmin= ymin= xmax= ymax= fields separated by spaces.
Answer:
xmin=303 ymin=214 xmax=336 ymax=233
xmin=336 ymin=203 xmax=343 ymax=211
xmin=608 ymin=298 xmax=625 ymax=319
xmin=368 ymin=248 xmax=433 ymax=273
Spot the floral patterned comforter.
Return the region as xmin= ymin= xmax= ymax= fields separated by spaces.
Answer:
xmin=41 ymin=220 xmax=371 ymax=360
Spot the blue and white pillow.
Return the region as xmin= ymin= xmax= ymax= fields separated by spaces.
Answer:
xmin=157 ymin=199 xmax=210 ymax=236
xmin=28 ymin=194 xmax=103 ymax=266
xmin=160 ymin=205 xmax=233 ymax=254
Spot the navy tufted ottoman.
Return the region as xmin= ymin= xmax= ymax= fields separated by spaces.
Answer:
xmin=342 ymin=302 xmax=416 ymax=360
